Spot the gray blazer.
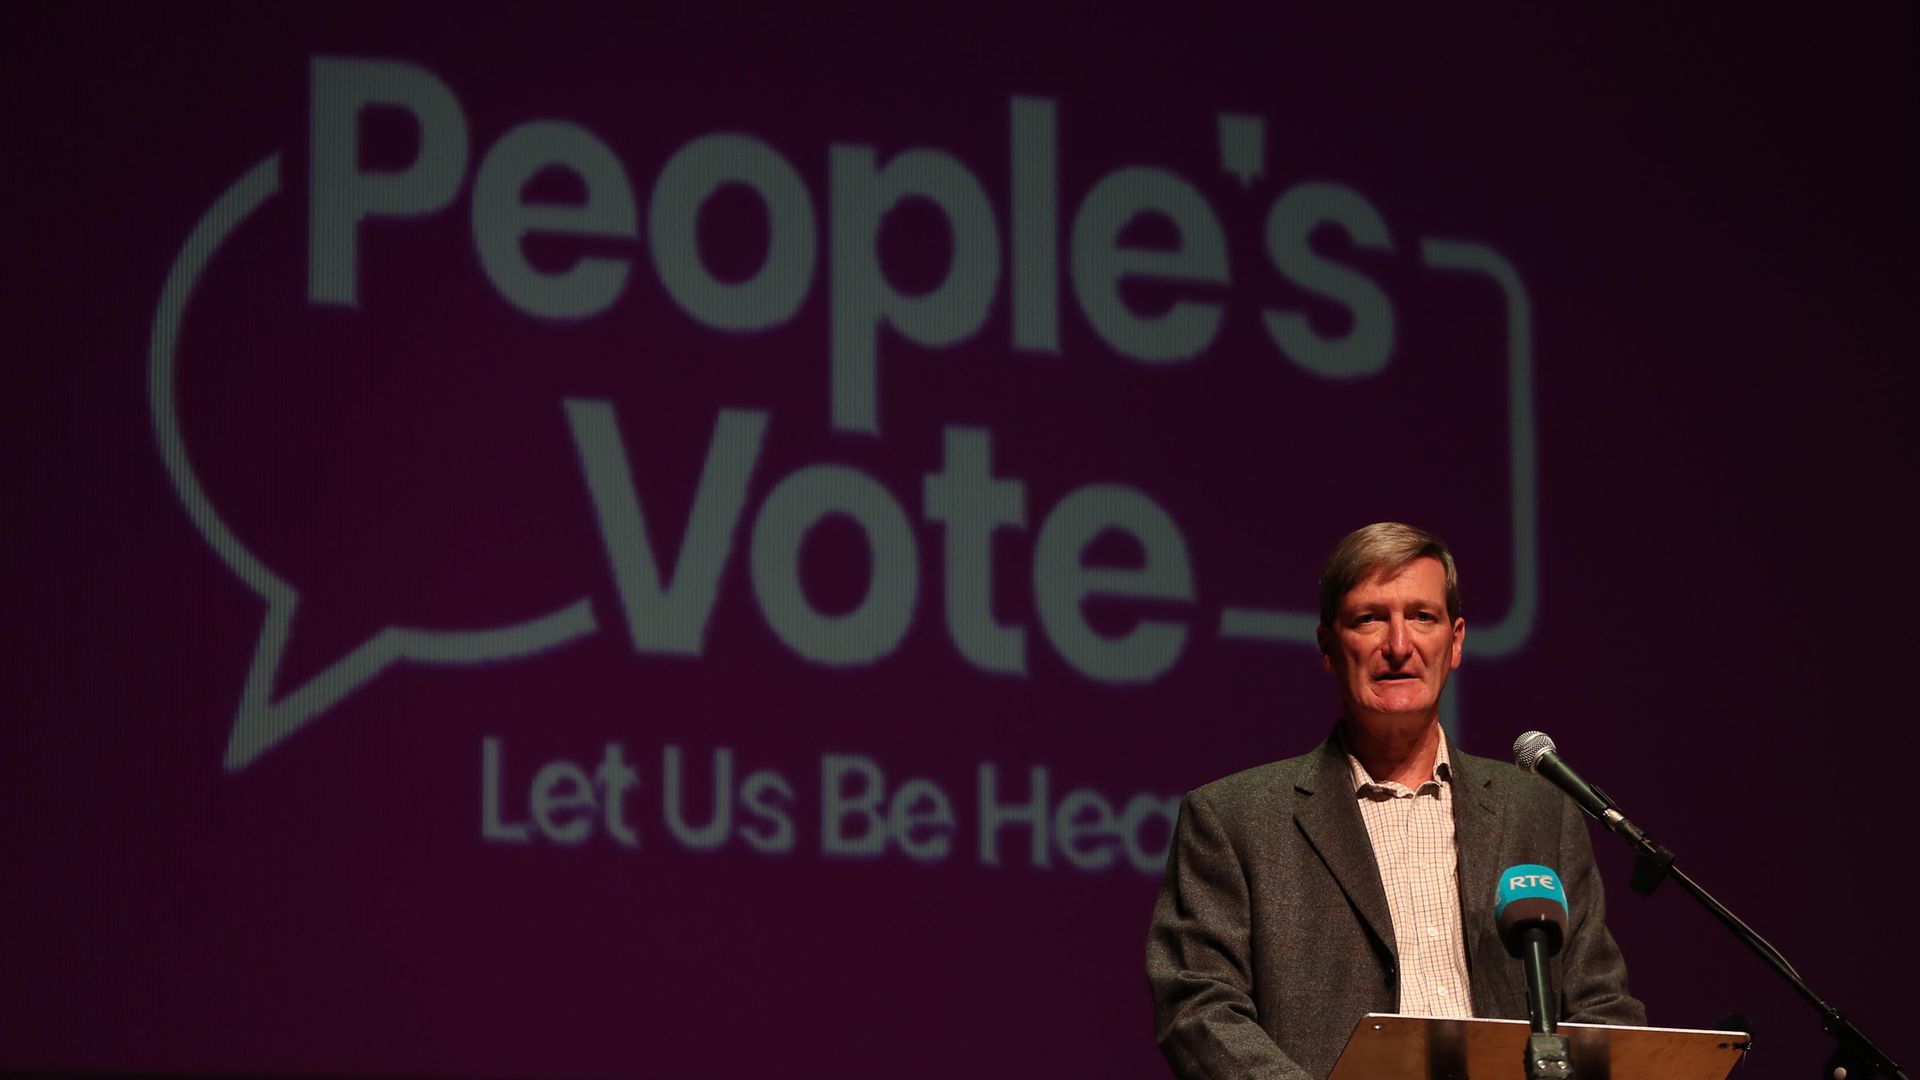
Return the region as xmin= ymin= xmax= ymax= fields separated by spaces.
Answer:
xmin=1146 ymin=735 xmax=1645 ymax=1079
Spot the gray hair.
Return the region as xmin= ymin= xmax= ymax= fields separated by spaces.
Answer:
xmin=1317 ymin=522 xmax=1460 ymax=628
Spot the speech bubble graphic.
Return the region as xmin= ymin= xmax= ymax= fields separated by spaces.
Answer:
xmin=1212 ymin=237 xmax=1541 ymax=735
xmin=148 ymin=153 xmax=600 ymax=773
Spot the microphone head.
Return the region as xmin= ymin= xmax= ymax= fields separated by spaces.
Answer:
xmin=1513 ymin=730 xmax=1557 ymax=771
xmin=1495 ymin=863 xmax=1570 ymax=958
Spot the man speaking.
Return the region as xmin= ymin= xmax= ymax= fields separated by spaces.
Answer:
xmin=1146 ymin=523 xmax=1644 ymax=1078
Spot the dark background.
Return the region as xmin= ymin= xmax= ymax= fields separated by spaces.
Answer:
xmin=4 ymin=5 xmax=1915 ymax=1078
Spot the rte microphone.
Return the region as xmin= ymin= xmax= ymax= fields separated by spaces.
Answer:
xmin=1495 ymin=863 xmax=1569 ymax=960
xmin=1512 ymin=731 xmax=1657 ymax=850
xmin=1497 ymin=863 xmax=1571 ymax=1075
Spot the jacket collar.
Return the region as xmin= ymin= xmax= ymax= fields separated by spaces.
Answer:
xmin=1448 ymin=744 xmax=1509 ymax=980
xmin=1293 ymin=732 xmax=1397 ymax=961
xmin=1291 ymin=728 xmax=1513 ymax=973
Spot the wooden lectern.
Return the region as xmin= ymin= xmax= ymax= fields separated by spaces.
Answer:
xmin=1329 ymin=1013 xmax=1750 ymax=1080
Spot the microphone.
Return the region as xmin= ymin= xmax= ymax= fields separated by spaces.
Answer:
xmin=1497 ymin=863 xmax=1571 ymax=1062
xmin=1495 ymin=863 xmax=1569 ymax=958
xmin=1512 ymin=731 xmax=1657 ymax=850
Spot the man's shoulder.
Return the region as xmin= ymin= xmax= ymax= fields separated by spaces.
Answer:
xmin=1186 ymin=745 xmax=1331 ymax=816
xmin=1180 ymin=735 xmax=1565 ymax=821
xmin=1449 ymin=743 xmax=1559 ymax=804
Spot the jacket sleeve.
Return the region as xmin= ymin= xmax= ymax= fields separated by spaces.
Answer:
xmin=1146 ymin=791 xmax=1316 ymax=1080
xmin=1554 ymin=795 xmax=1649 ymax=1025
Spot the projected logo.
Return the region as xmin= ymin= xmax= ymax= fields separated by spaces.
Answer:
xmin=151 ymin=57 xmax=1541 ymax=775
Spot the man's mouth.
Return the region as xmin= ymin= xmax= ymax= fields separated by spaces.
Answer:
xmin=1373 ymin=673 xmax=1418 ymax=681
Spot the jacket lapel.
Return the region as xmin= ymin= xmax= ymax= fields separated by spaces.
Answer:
xmin=1449 ymin=748 xmax=1508 ymax=975
xmin=1293 ymin=736 xmax=1397 ymax=962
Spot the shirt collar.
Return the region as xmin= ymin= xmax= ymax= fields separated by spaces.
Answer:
xmin=1343 ymin=727 xmax=1452 ymax=795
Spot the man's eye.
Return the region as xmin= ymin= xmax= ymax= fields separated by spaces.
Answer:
xmin=1414 ymin=612 xmax=1437 ymax=623
xmin=1354 ymin=615 xmax=1377 ymax=625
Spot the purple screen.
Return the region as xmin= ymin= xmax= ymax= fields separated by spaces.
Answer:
xmin=5 ymin=7 xmax=1916 ymax=1078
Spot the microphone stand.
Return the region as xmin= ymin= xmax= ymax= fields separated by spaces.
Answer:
xmin=1520 ymin=925 xmax=1572 ymax=1080
xmin=1596 ymin=802 xmax=1906 ymax=1080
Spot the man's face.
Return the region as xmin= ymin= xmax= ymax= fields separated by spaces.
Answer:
xmin=1316 ymin=556 xmax=1465 ymax=728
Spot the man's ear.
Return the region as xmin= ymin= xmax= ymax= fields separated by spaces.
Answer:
xmin=1448 ymin=618 xmax=1465 ymax=670
xmin=1316 ymin=624 xmax=1334 ymax=673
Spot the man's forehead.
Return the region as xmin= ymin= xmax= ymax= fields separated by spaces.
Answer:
xmin=1342 ymin=557 xmax=1448 ymax=603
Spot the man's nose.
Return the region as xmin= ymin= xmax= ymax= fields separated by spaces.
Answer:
xmin=1384 ymin=616 xmax=1412 ymax=662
